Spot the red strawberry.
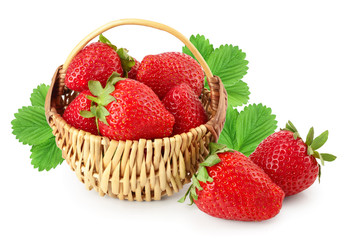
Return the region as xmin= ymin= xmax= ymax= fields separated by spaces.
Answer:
xmin=84 ymin=72 xmax=175 ymax=141
xmin=180 ymin=143 xmax=285 ymax=221
xmin=128 ymin=58 xmax=140 ymax=79
xmin=136 ymin=52 xmax=204 ymax=99
xmin=62 ymin=90 xmax=98 ymax=135
xmin=249 ymin=121 xmax=337 ymax=196
xmin=65 ymin=42 xmax=123 ymax=92
xmin=162 ymin=83 xmax=208 ymax=135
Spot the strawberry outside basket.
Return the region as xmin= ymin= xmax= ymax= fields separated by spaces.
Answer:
xmin=45 ymin=18 xmax=227 ymax=201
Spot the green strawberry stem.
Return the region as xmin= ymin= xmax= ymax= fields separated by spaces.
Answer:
xmin=116 ymin=48 xmax=136 ymax=78
xmin=178 ymin=143 xmax=233 ymax=204
xmin=80 ymin=72 xmax=127 ymax=134
xmin=98 ymin=34 xmax=135 ymax=78
xmin=282 ymin=120 xmax=337 ymax=181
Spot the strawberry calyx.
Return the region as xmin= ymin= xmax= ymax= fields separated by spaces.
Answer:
xmin=282 ymin=121 xmax=337 ymax=180
xmin=117 ymin=48 xmax=136 ymax=78
xmin=98 ymin=34 xmax=136 ymax=78
xmin=178 ymin=143 xmax=233 ymax=205
xmin=80 ymin=72 xmax=126 ymax=134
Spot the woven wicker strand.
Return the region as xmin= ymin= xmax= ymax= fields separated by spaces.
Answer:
xmin=45 ymin=19 xmax=227 ymax=201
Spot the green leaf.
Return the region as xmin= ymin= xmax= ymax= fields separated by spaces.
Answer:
xmin=207 ymin=44 xmax=249 ymax=86
xmin=107 ymin=72 xmax=122 ymax=85
xmin=200 ymin=154 xmax=221 ymax=167
xmin=196 ymin=166 xmax=213 ymax=183
xmin=311 ymin=130 xmax=329 ymax=150
xmin=116 ymin=48 xmax=135 ymax=77
xmin=182 ymin=34 xmax=214 ymax=63
xmin=99 ymin=34 xmax=117 ymax=51
xmin=209 ymin=142 xmax=228 ymax=154
xmin=225 ymin=80 xmax=250 ymax=107
xmin=218 ymin=106 xmax=240 ymax=151
xmin=305 ymin=127 xmax=315 ymax=145
xmin=30 ymin=84 xmax=49 ymax=107
xmin=178 ymin=186 xmax=192 ymax=203
xmin=80 ymin=110 xmax=95 ymax=118
xmin=30 ymin=136 xmax=64 ymax=171
xmin=191 ymin=175 xmax=203 ymax=191
xmin=320 ymin=153 xmax=337 ymax=162
xmin=284 ymin=120 xmax=298 ymax=133
xmin=97 ymin=106 xmax=110 ymax=125
xmin=88 ymin=81 xmax=104 ymax=96
xmin=11 ymin=106 xmax=53 ymax=145
xmin=307 ymin=146 xmax=314 ymax=156
xmin=218 ymin=104 xmax=278 ymax=156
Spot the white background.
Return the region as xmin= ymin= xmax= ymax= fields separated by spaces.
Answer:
xmin=1 ymin=0 xmax=359 ymax=239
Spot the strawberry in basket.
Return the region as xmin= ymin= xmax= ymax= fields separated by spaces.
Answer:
xmin=77 ymin=72 xmax=175 ymax=141
xmin=162 ymin=83 xmax=208 ymax=135
xmin=65 ymin=34 xmax=139 ymax=92
xmin=136 ymin=52 xmax=204 ymax=99
xmin=62 ymin=90 xmax=98 ymax=135
xmin=65 ymin=42 xmax=123 ymax=92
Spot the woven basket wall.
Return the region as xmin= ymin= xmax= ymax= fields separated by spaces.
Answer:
xmin=45 ymin=19 xmax=227 ymax=201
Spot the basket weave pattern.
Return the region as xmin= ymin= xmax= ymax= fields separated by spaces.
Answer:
xmin=45 ymin=19 xmax=227 ymax=201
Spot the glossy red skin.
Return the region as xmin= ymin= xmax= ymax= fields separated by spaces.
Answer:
xmin=195 ymin=151 xmax=285 ymax=221
xmin=65 ymin=42 xmax=123 ymax=92
xmin=127 ymin=58 xmax=140 ymax=80
xmin=98 ymin=79 xmax=175 ymax=141
xmin=250 ymin=130 xmax=319 ymax=196
xmin=162 ymin=83 xmax=208 ymax=135
xmin=136 ymin=52 xmax=204 ymax=99
xmin=62 ymin=90 xmax=97 ymax=135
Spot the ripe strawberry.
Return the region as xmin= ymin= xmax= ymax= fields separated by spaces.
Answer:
xmin=62 ymin=90 xmax=98 ymax=135
xmin=65 ymin=42 xmax=123 ymax=92
xmin=128 ymin=58 xmax=140 ymax=79
xmin=136 ymin=52 xmax=204 ymax=99
xmin=162 ymin=83 xmax=208 ymax=135
xmin=249 ymin=121 xmax=337 ymax=196
xmin=82 ymin=72 xmax=175 ymax=141
xmin=180 ymin=143 xmax=285 ymax=221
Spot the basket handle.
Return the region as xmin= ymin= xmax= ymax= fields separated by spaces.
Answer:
xmin=63 ymin=18 xmax=213 ymax=80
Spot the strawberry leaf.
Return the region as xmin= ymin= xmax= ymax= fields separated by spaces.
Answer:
xmin=117 ymin=48 xmax=136 ymax=77
xmin=197 ymin=166 xmax=213 ymax=183
xmin=12 ymin=83 xmax=65 ymax=171
xmin=30 ymin=84 xmax=49 ymax=107
xmin=182 ymin=34 xmax=214 ymax=63
xmin=80 ymin=110 xmax=95 ymax=118
xmin=200 ymin=154 xmax=221 ymax=167
xmin=207 ymin=44 xmax=249 ymax=86
xmin=88 ymin=81 xmax=104 ymax=97
xmin=305 ymin=127 xmax=315 ymax=145
xmin=99 ymin=34 xmax=117 ymax=51
xmin=218 ymin=104 xmax=278 ymax=156
xmin=320 ymin=153 xmax=337 ymax=162
xmin=311 ymin=130 xmax=329 ymax=150
xmin=226 ymin=80 xmax=250 ymax=107
xmin=11 ymin=106 xmax=54 ymax=145
xmin=30 ymin=136 xmax=64 ymax=171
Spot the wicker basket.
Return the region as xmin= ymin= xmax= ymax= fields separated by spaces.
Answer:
xmin=45 ymin=19 xmax=227 ymax=201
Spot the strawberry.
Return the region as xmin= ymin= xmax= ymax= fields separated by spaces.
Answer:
xmin=180 ymin=143 xmax=285 ymax=221
xmin=82 ymin=72 xmax=175 ymax=141
xmin=249 ymin=121 xmax=337 ymax=196
xmin=136 ymin=52 xmax=204 ymax=99
xmin=162 ymin=83 xmax=208 ymax=135
xmin=65 ymin=42 xmax=123 ymax=92
xmin=62 ymin=90 xmax=98 ymax=135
